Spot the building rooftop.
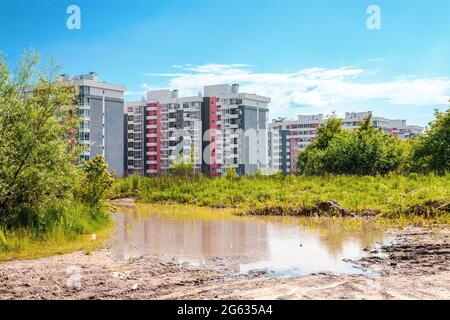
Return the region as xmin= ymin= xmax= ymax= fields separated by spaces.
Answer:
xmin=60 ymin=72 xmax=126 ymax=92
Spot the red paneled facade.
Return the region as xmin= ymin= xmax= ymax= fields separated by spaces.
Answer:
xmin=146 ymin=102 xmax=161 ymax=176
xmin=207 ymin=97 xmax=220 ymax=177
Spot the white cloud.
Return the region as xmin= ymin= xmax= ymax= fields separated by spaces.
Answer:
xmin=368 ymin=58 xmax=385 ymax=62
xmin=141 ymin=63 xmax=450 ymax=120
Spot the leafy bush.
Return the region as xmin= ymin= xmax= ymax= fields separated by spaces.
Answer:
xmin=298 ymin=115 xmax=407 ymax=176
xmin=411 ymin=108 xmax=450 ymax=175
xmin=298 ymin=110 xmax=449 ymax=176
xmin=76 ymin=155 xmax=113 ymax=208
xmin=225 ymin=168 xmax=238 ymax=181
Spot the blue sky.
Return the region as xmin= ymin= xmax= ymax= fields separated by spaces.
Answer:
xmin=1 ymin=0 xmax=449 ymax=126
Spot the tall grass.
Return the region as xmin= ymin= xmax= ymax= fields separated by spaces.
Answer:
xmin=0 ymin=202 xmax=111 ymax=260
xmin=111 ymin=173 xmax=450 ymax=218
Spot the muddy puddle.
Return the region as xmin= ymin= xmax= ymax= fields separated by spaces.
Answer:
xmin=111 ymin=204 xmax=390 ymax=277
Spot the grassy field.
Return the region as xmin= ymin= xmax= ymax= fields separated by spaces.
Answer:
xmin=112 ymin=173 xmax=450 ymax=218
xmin=0 ymin=203 xmax=112 ymax=261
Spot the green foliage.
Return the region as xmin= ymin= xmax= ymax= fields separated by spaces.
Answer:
xmin=0 ymin=204 xmax=110 ymax=259
xmin=298 ymin=110 xmax=450 ymax=176
xmin=412 ymin=108 xmax=450 ymax=175
xmin=297 ymin=114 xmax=343 ymax=174
xmin=0 ymin=52 xmax=78 ymax=213
xmin=298 ymin=114 xmax=407 ymax=175
xmin=312 ymin=114 xmax=343 ymax=150
xmin=0 ymin=50 xmax=111 ymax=257
xmin=0 ymin=49 xmax=79 ymax=215
xmin=170 ymin=152 xmax=196 ymax=179
xmin=224 ymin=168 xmax=238 ymax=181
xmin=76 ymin=155 xmax=113 ymax=208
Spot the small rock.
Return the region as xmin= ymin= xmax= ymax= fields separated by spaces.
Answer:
xmin=131 ymin=283 xmax=139 ymax=291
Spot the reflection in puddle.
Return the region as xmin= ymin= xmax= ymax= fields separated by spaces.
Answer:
xmin=111 ymin=204 xmax=389 ymax=277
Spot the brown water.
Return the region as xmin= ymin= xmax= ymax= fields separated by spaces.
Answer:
xmin=111 ymin=204 xmax=389 ymax=276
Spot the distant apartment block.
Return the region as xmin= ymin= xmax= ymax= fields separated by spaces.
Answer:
xmin=148 ymin=90 xmax=203 ymax=176
xmin=124 ymin=100 xmax=148 ymax=176
xmin=202 ymin=84 xmax=270 ymax=177
xmin=125 ymin=90 xmax=203 ymax=177
xmin=61 ymin=72 xmax=126 ymax=177
xmin=268 ymin=114 xmax=324 ymax=175
xmin=125 ymin=84 xmax=270 ymax=177
xmin=343 ymin=111 xmax=424 ymax=139
xmin=268 ymin=111 xmax=423 ymax=175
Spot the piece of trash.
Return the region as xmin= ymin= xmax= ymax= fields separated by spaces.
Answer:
xmin=91 ymin=234 xmax=97 ymax=241
xmin=66 ymin=266 xmax=82 ymax=291
xmin=131 ymin=283 xmax=138 ymax=291
xmin=112 ymin=271 xmax=131 ymax=280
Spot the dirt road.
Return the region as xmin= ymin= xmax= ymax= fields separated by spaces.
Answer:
xmin=0 ymin=226 xmax=449 ymax=300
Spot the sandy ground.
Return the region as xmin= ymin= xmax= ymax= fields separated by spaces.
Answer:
xmin=0 ymin=226 xmax=449 ymax=300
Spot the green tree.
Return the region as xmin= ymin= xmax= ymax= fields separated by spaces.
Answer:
xmin=412 ymin=107 xmax=450 ymax=175
xmin=322 ymin=116 xmax=403 ymax=175
xmin=297 ymin=115 xmax=343 ymax=175
xmin=297 ymin=114 xmax=405 ymax=176
xmin=77 ymin=155 xmax=113 ymax=207
xmin=312 ymin=114 xmax=343 ymax=150
xmin=0 ymin=50 xmax=78 ymax=216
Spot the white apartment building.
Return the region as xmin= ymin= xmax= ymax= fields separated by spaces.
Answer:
xmin=343 ymin=112 xmax=424 ymax=139
xmin=147 ymin=90 xmax=203 ymax=175
xmin=125 ymin=90 xmax=203 ymax=176
xmin=124 ymin=100 xmax=147 ymax=176
xmin=61 ymin=72 xmax=126 ymax=177
xmin=268 ymin=115 xmax=324 ymax=175
xmin=202 ymin=84 xmax=271 ymax=176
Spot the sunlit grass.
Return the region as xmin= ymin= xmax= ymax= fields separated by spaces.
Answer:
xmin=116 ymin=203 xmax=236 ymax=222
xmin=0 ymin=227 xmax=111 ymax=262
xmin=111 ymin=173 xmax=450 ymax=218
xmin=0 ymin=203 xmax=112 ymax=261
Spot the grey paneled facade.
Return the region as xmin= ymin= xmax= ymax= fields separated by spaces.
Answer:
xmin=63 ymin=73 xmax=126 ymax=177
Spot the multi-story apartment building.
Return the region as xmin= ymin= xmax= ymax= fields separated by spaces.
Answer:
xmin=148 ymin=90 xmax=203 ymax=175
xmin=202 ymin=84 xmax=270 ymax=177
xmin=61 ymin=72 xmax=126 ymax=177
xmin=125 ymin=84 xmax=271 ymax=177
xmin=343 ymin=111 xmax=424 ymax=139
xmin=124 ymin=100 xmax=148 ymax=176
xmin=268 ymin=114 xmax=324 ymax=175
xmin=269 ymin=111 xmax=423 ymax=175
xmin=125 ymin=90 xmax=203 ymax=177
